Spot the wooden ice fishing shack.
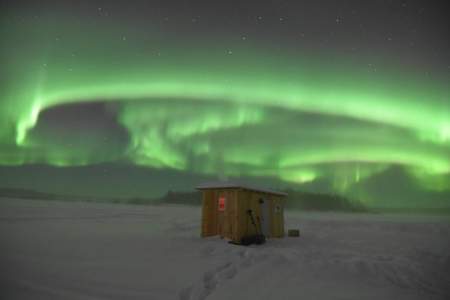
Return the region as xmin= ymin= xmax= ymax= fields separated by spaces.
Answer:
xmin=197 ymin=182 xmax=287 ymax=243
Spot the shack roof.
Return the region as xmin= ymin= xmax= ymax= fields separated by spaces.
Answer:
xmin=196 ymin=181 xmax=288 ymax=197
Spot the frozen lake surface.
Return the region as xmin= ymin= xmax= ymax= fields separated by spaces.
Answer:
xmin=0 ymin=198 xmax=449 ymax=299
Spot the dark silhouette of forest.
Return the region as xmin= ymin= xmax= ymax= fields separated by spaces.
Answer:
xmin=0 ymin=187 xmax=367 ymax=212
xmin=156 ymin=189 xmax=367 ymax=212
xmin=282 ymin=189 xmax=367 ymax=212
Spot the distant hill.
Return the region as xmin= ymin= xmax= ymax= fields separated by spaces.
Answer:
xmin=0 ymin=187 xmax=59 ymax=200
xmin=155 ymin=190 xmax=203 ymax=206
xmin=283 ymin=189 xmax=367 ymax=212
xmin=0 ymin=187 xmax=154 ymax=204
xmin=156 ymin=189 xmax=367 ymax=212
xmin=0 ymin=187 xmax=366 ymax=212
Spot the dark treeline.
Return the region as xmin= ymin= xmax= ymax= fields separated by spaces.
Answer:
xmin=155 ymin=190 xmax=203 ymax=206
xmin=283 ymin=189 xmax=367 ymax=212
xmin=157 ymin=189 xmax=367 ymax=212
xmin=0 ymin=188 xmax=59 ymax=200
xmin=0 ymin=187 xmax=367 ymax=212
xmin=0 ymin=187 xmax=139 ymax=204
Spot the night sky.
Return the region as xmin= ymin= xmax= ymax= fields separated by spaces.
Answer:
xmin=0 ymin=0 xmax=449 ymax=207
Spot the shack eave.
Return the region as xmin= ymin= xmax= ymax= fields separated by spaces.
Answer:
xmin=196 ymin=181 xmax=287 ymax=197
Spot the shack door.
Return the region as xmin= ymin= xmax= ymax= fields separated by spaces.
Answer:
xmin=259 ymin=197 xmax=270 ymax=237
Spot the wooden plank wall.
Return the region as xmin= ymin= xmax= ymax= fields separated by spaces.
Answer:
xmin=235 ymin=189 xmax=247 ymax=241
xmin=269 ymin=195 xmax=275 ymax=237
xmin=202 ymin=188 xmax=285 ymax=241
xmin=216 ymin=189 xmax=238 ymax=241
xmin=201 ymin=190 xmax=217 ymax=237
xmin=216 ymin=190 xmax=224 ymax=237
xmin=270 ymin=196 xmax=285 ymax=237
xmin=249 ymin=191 xmax=262 ymax=236
xmin=237 ymin=189 xmax=249 ymax=239
xmin=230 ymin=189 xmax=239 ymax=242
xmin=235 ymin=190 xmax=280 ymax=240
xmin=280 ymin=197 xmax=285 ymax=236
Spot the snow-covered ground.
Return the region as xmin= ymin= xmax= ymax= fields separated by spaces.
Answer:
xmin=0 ymin=198 xmax=449 ymax=300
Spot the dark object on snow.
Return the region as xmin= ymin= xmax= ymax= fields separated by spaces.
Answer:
xmin=240 ymin=234 xmax=266 ymax=246
xmin=238 ymin=210 xmax=266 ymax=245
xmin=288 ymin=229 xmax=300 ymax=237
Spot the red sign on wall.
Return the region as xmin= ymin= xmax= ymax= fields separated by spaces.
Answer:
xmin=218 ymin=196 xmax=226 ymax=211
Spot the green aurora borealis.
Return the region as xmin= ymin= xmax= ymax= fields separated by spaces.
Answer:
xmin=1 ymin=7 xmax=449 ymax=205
